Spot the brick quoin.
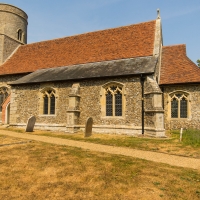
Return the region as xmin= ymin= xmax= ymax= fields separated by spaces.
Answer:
xmin=2 ymin=95 xmax=10 ymax=124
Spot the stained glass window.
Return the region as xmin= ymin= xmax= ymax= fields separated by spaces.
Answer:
xmin=50 ymin=95 xmax=55 ymax=114
xmin=106 ymin=92 xmax=113 ymax=116
xmin=180 ymin=97 xmax=187 ymax=118
xmin=105 ymin=85 xmax=123 ymax=117
xmin=43 ymin=95 xmax=48 ymax=114
xmin=170 ymin=93 xmax=188 ymax=119
xmin=115 ymin=91 xmax=122 ymax=116
xmin=42 ymin=89 xmax=56 ymax=115
xmin=171 ymin=98 xmax=178 ymax=118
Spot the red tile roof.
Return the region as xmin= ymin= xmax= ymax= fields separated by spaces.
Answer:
xmin=0 ymin=20 xmax=156 ymax=75
xmin=160 ymin=44 xmax=200 ymax=85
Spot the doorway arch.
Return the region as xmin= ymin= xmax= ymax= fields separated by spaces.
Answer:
xmin=5 ymin=102 xmax=10 ymax=124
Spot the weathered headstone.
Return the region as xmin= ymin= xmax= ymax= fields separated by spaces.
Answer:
xmin=84 ymin=117 xmax=93 ymax=137
xmin=25 ymin=116 xmax=36 ymax=132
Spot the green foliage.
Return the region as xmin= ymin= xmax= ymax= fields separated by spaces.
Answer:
xmin=197 ymin=59 xmax=200 ymax=67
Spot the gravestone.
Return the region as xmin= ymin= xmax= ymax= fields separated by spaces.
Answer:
xmin=84 ymin=117 xmax=93 ymax=137
xmin=25 ymin=116 xmax=36 ymax=132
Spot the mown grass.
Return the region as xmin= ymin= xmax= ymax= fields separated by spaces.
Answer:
xmin=1 ymin=127 xmax=200 ymax=158
xmin=0 ymin=139 xmax=199 ymax=200
xmin=172 ymin=129 xmax=200 ymax=147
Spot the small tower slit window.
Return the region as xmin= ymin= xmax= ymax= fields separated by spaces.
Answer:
xmin=17 ymin=29 xmax=23 ymax=41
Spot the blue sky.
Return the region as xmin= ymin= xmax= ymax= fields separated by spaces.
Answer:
xmin=2 ymin=0 xmax=200 ymax=64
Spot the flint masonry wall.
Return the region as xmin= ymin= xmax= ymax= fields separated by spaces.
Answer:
xmin=79 ymin=77 xmax=142 ymax=127
xmin=0 ymin=74 xmax=25 ymax=122
xmin=0 ymin=74 xmax=26 ymax=86
xmin=10 ymin=82 xmax=71 ymax=127
xmin=163 ymin=84 xmax=200 ymax=130
xmin=10 ymin=76 xmax=144 ymax=133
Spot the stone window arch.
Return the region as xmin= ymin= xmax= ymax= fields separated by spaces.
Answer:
xmin=101 ymin=82 xmax=126 ymax=117
xmin=0 ymin=87 xmax=9 ymax=112
xmin=40 ymin=87 xmax=56 ymax=115
xmin=169 ymin=91 xmax=190 ymax=119
xmin=17 ymin=29 xmax=23 ymax=41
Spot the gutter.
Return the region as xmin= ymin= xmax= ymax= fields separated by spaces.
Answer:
xmin=140 ymin=74 xmax=145 ymax=135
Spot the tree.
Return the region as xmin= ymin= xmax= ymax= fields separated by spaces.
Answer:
xmin=197 ymin=59 xmax=200 ymax=67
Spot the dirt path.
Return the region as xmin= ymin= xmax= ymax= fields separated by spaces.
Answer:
xmin=0 ymin=130 xmax=200 ymax=170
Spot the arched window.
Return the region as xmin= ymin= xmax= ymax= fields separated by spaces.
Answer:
xmin=170 ymin=93 xmax=188 ymax=118
xmin=42 ymin=89 xmax=56 ymax=115
xmin=0 ymin=87 xmax=9 ymax=112
xmin=105 ymin=85 xmax=123 ymax=117
xmin=17 ymin=29 xmax=23 ymax=41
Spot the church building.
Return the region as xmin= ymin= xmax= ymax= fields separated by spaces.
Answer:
xmin=0 ymin=3 xmax=200 ymax=137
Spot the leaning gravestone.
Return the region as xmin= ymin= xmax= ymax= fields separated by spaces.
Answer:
xmin=25 ymin=116 xmax=36 ymax=132
xmin=84 ymin=117 xmax=93 ymax=137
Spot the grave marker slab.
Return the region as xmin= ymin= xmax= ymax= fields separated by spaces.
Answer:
xmin=84 ymin=117 xmax=93 ymax=137
xmin=25 ymin=116 xmax=36 ymax=132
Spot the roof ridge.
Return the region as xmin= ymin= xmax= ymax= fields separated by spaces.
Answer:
xmin=27 ymin=19 xmax=156 ymax=46
xmin=163 ymin=44 xmax=186 ymax=48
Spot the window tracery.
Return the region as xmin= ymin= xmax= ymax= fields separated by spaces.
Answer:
xmin=170 ymin=93 xmax=188 ymax=118
xmin=105 ymin=85 xmax=123 ymax=116
xmin=42 ymin=89 xmax=56 ymax=115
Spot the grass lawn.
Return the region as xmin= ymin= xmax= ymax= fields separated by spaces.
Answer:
xmin=0 ymin=135 xmax=200 ymax=200
xmin=2 ymin=127 xmax=199 ymax=158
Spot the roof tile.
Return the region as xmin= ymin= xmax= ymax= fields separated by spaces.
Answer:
xmin=0 ymin=20 xmax=156 ymax=75
xmin=160 ymin=44 xmax=200 ymax=85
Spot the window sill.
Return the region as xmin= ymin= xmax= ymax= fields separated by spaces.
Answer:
xmin=170 ymin=118 xmax=190 ymax=120
xmin=101 ymin=116 xmax=125 ymax=119
xmin=39 ymin=114 xmax=57 ymax=117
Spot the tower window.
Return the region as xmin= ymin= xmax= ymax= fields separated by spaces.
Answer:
xmin=17 ymin=29 xmax=23 ymax=41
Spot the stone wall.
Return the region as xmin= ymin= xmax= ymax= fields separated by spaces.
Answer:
xmin=0 ymin=3 xmax=28 ymax=42
xmin=10 ymin=76 xmax=167 ymax=136
xmin=79 ymin=77 xmax=142 ymax=126
xmin=10 ymin=82 xmax=71 ymax=127
xmin=163 ymin=84 xmax=200 ymax=130
xmin=0 ymin=74 xmax=25 ymax=123
xmin=0 ymin=3 xmax=27 ymax=64
xmin=3 ymin=36 xmax=21 ymax=62
xmin=10 ymin=77 xmax=144 ymax=133
xmin=0 ymin=35 xmax=3 ymax=63
xmin=0 ymin=74 xmax=25 ymax=86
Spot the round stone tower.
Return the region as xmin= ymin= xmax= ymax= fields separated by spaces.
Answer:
xmin=0 ymin=3 xmax=28 ymax=64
